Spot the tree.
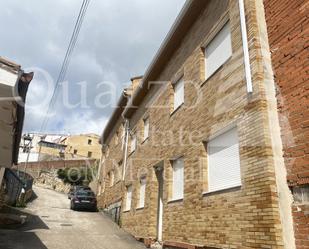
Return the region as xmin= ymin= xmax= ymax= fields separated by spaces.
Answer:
xmin=57 ymin=167 xmax=93 ymax=185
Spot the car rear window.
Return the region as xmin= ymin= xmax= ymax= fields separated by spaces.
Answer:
xmin=76 ymin=191 xmax=95 ymax=197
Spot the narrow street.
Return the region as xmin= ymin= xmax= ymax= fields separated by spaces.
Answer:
xmin=0 ymin=186 xmax=146 ymax=249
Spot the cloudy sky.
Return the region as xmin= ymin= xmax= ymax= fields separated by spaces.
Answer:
xmin=0 ymin=0 xmax=186 ymax=135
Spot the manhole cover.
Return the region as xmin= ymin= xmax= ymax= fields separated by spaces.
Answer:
xmin=60 ymin=223 xmax=72 ymax=227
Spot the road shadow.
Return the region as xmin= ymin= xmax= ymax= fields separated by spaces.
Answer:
xmin=0 ymin=231 xmax=48 ymax=249
xmin=0 ymin=206 xmax=49 ymax=231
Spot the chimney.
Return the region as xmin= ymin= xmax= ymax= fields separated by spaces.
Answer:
xmin=129 ymin=75 xmax=143 ymax=96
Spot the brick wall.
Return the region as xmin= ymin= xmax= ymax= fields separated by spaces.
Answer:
xmin=264 ymin=0 xmax=309 ymax=248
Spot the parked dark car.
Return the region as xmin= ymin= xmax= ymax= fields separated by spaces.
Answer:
xmin=70 ymin=190 xmax=97 ymax=211
xmin=68 ymin=185 xmax=91 ymax=199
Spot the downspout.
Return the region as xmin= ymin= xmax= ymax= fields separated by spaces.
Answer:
xmin=96 ymin=148 xmax=104 ymax=195
xmin=238 ymin=0 xmax=253 ymax=93
xmin=122 ymin=119 xmax=130 ymax=181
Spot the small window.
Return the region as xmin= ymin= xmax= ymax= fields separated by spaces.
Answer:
xmin=115 ymin=131 xmax=119 ymax=145
xmin=109 ymin=171 xmax=114 ymax=187
xmin=173 ymin=78 xmax=184 ymax=111
xmin=87 ymin=151 xmax=92 ymax=158
xmin=73 ymin=149 xmax=77 ymax=155
xmin=88 ymin=139 xmax=92 ymax=145
xmin=130 ymin=134 xmax=137 ymax=153
xmin=125 ymin=185 xmax=132 ymax=211
xmin=172 ymin=157 xmax=184 ymax=200
xmin=205 ymin=21 xmax=232 ymax=79
xmin=121 ymin=124 xmax=126 ymax=151
xmin=116 ymin=161 xmax=122 ymax=182
xmin=138 ymin=178 xmax=146 ymax=208
xmin=207 ymin=127 xmax=241 ymax=192
xmin=143 ymin=118 xmax=149 ymax=141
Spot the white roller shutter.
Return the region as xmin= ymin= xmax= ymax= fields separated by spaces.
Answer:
xmin=172 ymin=157 xmax=184 ymax=200
xmin=144 ymin=118 xmax=149 ymax=140
xmin=138 ymin=178 xmax=146 ymax=208
xmin=207 ymin=127 xmax=241 ymax=192
xmin=173 ymin=78 xmax=184 ymax=110
xmin=131 ymin=134 xmax=136 ymax=153
xmin=205 ymin=22 xmax=232 ymax=79
xmin=125 ymin=185 xmax=132 ymax=211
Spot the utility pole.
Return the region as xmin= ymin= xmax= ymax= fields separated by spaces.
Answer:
xmin=22 ymin=134 xmax=33 ymax=180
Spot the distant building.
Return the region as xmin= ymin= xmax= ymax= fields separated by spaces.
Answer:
xmin=18 ymin=133 xmax=101 ymax=162
xmin=60 ymin=134 xmax=101 ymax=159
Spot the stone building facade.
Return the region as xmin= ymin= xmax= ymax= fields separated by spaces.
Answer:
xmin=98 ymin=0 xmax=307 ymax=248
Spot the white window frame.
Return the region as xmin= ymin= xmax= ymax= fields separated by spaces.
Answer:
xmin=143 ymin=118 xmax=149 ymax=141
xmin=125 ymin=185 xmax=132 ymax=211
xmin=173 ymin=78 xmax=184 ymax=111
xmin=207 ymin=127 xmax=241 ymax=193
xmin=205 ymin=21 xmax=232 ymax=79
xmin=171 ymin=157 xmax=184 ymax=201
xmin=138 ymin=177 xmax=146 ymax=208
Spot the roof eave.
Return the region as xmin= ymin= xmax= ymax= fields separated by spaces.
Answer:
xmin=123 ymin=0 xmax=208 ymax=118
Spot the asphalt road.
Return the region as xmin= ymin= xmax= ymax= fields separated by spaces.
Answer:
xmin=0 ymin=186 xmax=146 ymax=249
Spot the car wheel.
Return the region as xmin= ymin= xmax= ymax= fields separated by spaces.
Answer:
xmin=70 ymin=202 xmax=75 ymax=211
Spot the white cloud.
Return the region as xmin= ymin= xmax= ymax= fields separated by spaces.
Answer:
xmin=0 ymin=0 xmax=186 ymax=135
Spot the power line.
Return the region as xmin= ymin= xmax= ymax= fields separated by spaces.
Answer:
xmin=40 ymin=0 xmax=90 ymax=133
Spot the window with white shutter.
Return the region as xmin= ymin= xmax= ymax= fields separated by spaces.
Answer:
xmin=205 ymin=22 xmax=232 ymax=79
xmin=109 ymin=171 xmax=114 ymax=187
xmin=143 ymin=118 xmax=149 ymax=141
xmin=131 ymin=134 xmax=136 ymax=153
xmin=172 ymin=157 xmax=184 ymax=200
xmin=125 ymin=185 xmax=132 ymax=211
xmin=173 ymin=78 xmax=184 ymax=111
xmin=138 ymin=178 xmax=146 ymax=208
xmin=207 ymin=127 xmax=241 ymax=192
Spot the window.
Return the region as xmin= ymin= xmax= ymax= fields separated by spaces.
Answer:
xmin=207 ymin=127 xmax=241 ymax=192
xmin=117 ymin=161 xmax=122 ymax=182
xmin=205 ymin=22 xmax=232 ymax=79
xmin=109 ymin=171 xmax=114 ymax=187
xmin=130 ymin=134 xmax=137 ymax=153
xmin=143 ymin=118 xmax=149 ymax=141
xmin=173 ymin=78 xmax=184 ymax=111
xmin=88 ymin=139 xmax=92 ymax=145
xmin=87 ymin=151 xmax=92 ymax=158
xmin=73 ymin=149 xmax=77 ymax=155
xmin=138 ymin=178 xmax=146 ymax=208
xmin=172 ymin=157 xmax=184 ymax=200
xmin=125 ymin=185 xmax=132 ymax=211
xmin=115 ymin=131 xmax=119 ymax=145
xmin=121 ymin=123 xmax=126 ymax=150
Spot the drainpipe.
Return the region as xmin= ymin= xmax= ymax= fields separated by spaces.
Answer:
xmin=122 ymin=119 xmax=130 ymax=181
xmin=238 ymin=0 xmax=253 ymax=93
xmin=96 ymin=148 xmax=104 ymax=195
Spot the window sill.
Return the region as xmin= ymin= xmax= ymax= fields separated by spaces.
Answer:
xmin=203 ymin=185 xmax=241 ymax=197
xmin=136 ymin=206 xmax=144 ymax=211
xmin=170 ymin=102 xmax=184 ymax=117
xmin=123 ymin=209 xmax=130 ymax=213
xmin=201 ymin=56 xmax=232 ymax=88
xmin=167 ymin=198 xmax=183 ymax=204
